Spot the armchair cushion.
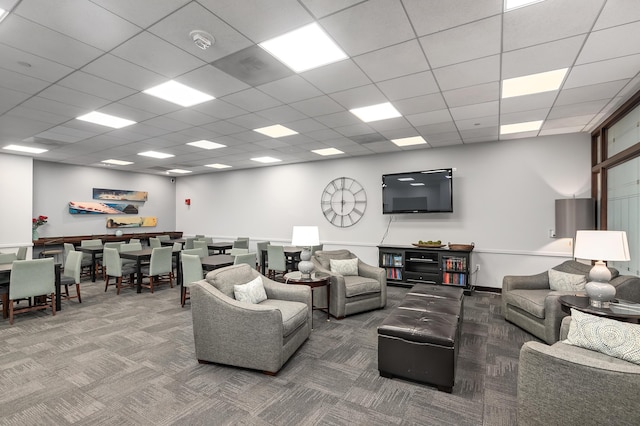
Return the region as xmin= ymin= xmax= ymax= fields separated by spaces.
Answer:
xmin=504 ymin=289 xmax=549 ymax=319
xmin=565 ymin=309 xmax=640 ymax=365
xmin=330 ymin=258 xmax=358 ymax=276
xmin=548 ymin=269 xmax=586 ymax=291
xmin=234 ymin=276 xmax=267 ymax=304
xmin=344 ymin=275 xmax=382 ymax=297
xmin=261 ymin=299 xmax=308 ymax=337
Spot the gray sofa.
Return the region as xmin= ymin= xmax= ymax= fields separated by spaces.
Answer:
xmin=190 ymin=264 xmax=312 ymax=374
xmin=502 ymin=260 xmax=640 ymax=344
xmin=517 ymin=316 xmax=640 ymax=425
xmin=311 ymin=249 xmax=386 ymax=319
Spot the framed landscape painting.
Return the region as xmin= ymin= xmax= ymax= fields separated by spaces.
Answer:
xmin=93 ymin=188 xmax=148 ymax=202
xmin=69 ymin=201 xmax=138 ymax=214
xmin=106 ymin=216 xmax=157 ymax=228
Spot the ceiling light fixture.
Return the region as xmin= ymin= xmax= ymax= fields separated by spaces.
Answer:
xmin=137 ymin=151 xmax=175 ymax=159
xmin=502 ymin=68 xmax=568 ymax=98
xmin=0 ymin=8 xmax=8 ymax=23
xmin=259 ymin=22 xmax=348 ymax=73
xmin=253 ymin=124 xmax=298 ymax=138
xmin=350 ymin=102 xmax=402 ymax=123
xmin=187 ymin=140 xmax=226 ymax=150
xmin=251 ymin=156 xmax=281 ymax=164
xmin=3 ymin=144 xmax=48 ymax=154
xmin=102 ymin=159 xmax=133 ymax=166
xmin=76 ymin=111 xmax=136 ymax=129
xmin=189 ymin=30 xmax=214 ymax=50
xmin=391 ymin=136 xmax=427 ymax=147
xmin=504 ymin=0 xmax=546 ymax=11
xmin=143 ymin=80 xmax=214 ymax=107
xmin=500 ymin=120 xmax=543 ymax=135
xmin=166 ymin=169 xmax=192 ymax=174
xmin=205 ymin=163 xmax=232 ymax=169
xmin=312 ymin=147 xmax=344 ymax=156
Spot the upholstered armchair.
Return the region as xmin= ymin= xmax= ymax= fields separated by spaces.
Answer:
xmin=311 ymin=249 xmax=386 ymax=319
xmin=502 ymin=260 xmax=640 ymax=344
xmin=190 ymin=264 xmax=312 ymax=374
xmin=517 ymin=316 xmax=640 ymax=425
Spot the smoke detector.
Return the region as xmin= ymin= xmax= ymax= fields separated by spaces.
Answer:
xmin=190 ymin=30 xmax=214 ymax=50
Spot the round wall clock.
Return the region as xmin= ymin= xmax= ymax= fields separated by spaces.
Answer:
xmin=321 ymin=177 xmax=367 ymax=227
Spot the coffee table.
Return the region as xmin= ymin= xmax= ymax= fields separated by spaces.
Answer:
xmin=559 ymin=295 xmax=640 ymax=323
xmin=284 ymin=271 xmax=330 ymax=327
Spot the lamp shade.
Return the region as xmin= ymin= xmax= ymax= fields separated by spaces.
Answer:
xmin=573 ymin=230 xmax=630 ymax=261
xmin=555 ymin=198 xmax=595 ymax=238
xmin=291 ymin=226 xmax=320 ymax=246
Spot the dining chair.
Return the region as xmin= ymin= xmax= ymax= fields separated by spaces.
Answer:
xmin=80 ymin=238 xmax=103 ymax=271
xmin=181 ymin=248 xmax=204 ymax=259
xmin=229 ymin=248 xmax=249 ymax=256
xmin=140 ymin=246 xmax=173 ymax=293
xmin=267 ymin=245 xmax=287 ymax=282
xmin=8 ymin=258 xmax=55 ymax=325
xmin=195 ymin=234 xmax=204 ymax=238
xmin=103 ymin=247 xmax=136 ymax=295
xmin=64 ymin=243 xmax=93 ymax=276
xmin=120 ymin=242 xmax=142 ymax=267
xmin=233 ymin=252 xmax=257 ymax=268
xmin=181 ymin=253 xmax=203 ymax=307
xmin=256 ymin=241 xmax=270 ymax=271
xmin=171 ymin=242 xmax=182 ymax=273
xmin=233 ymin=239 xmax=249 ymax=250
xmin=310 ymin=244 xmax=324 ymax=255
xmin=16 ymin=247 xmax=27 ymax=260
xmin=184 ymin=237 xmax=196 ymax=250
xmin=99 ymin=241 xmax=123 ymax=278
xmin=149 ymin=237 xmax=161 ymax=249
xmin=157 ymin=235 xmax=171 ymax=242
xmin=60 ymin=250 xmax=83 ymax=303
xmin=0 ymin=253 xmax=18 ymax=264
xmin=129 ymin=238 xmax=140 ymax=244
xmin=193 ymin=241 xmax=209 ymax=259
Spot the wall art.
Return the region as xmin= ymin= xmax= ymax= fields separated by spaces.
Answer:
xmin=106 ymin=216 xmax=157 ymax=228
xmin=69 ymin=201 xmax=138 ymax=215
xmin=93 ymin=188 xmax=148 ymax=202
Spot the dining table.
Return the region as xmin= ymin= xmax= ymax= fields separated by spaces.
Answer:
xmin=119 ymin=248 xmax=181 ymax=293
xmin=260 ymin=246 xmax=302 ymax=275
xmin=161 ymin=239 xmax=233 ymax=254
xmin=77 ymin=245 xmax=104 ymax=282
xmin=200 ymin=254 xmax=234 ymax=272
xmin=0 ymin=262 xmax=62 ymax=318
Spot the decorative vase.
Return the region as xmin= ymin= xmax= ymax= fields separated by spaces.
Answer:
xmin=32 ymin=228 xmax=39 ymax=241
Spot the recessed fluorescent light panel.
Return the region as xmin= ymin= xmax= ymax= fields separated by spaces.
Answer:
xmin=102 ymin=159 xmax=133 ymax=166
xmin=166 ymin=169 xmax=192 ymax=174
xmin=397 ymin=177 xmax=415 ymax=181
xmin=187 ymin=140 xmax=226 ymax=150
xmin=502 ymin=68 xmax=567 ymax=98
xmin=500 ymin=120 xmax=543 ymax=135
xmin=3 ymin=144 xmax=48 ymax=154
xmin=253 ymin=124 xmax=298 ymax=138
xmin=259 ymin=22 xmax=348 ymax=73
xmin=137 ymin=151 xmax=175 ymax=159
xmin=251 ymin=156 xmax=281 ymax=164
xmin=205 ymin=163 xmax=232 ymax=169
xmin=410 ymin=183 xmax=425 ymax=186
xmin=143 ymin=80 xmax=214 ymax=107
xmin=350 ymin=102 xmax=402 ymax=123
xmin=391 ymin=136 xmax=427 ymax=147
xmin=76 ymin=111 xmax=136 ymax=129
xmin=505 ymin=0 xmax=545 ymax=11
xmin=312 ymin=148 xmax=344 ymax=156
xmin=0 ymin=8 xmax=8 ymax=23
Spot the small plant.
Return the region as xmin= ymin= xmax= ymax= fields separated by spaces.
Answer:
xmin=32 ymin=215 xmax=48 ymax=230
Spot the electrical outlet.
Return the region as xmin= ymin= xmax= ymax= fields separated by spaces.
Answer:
xmin=476 ymin=264 xmax=480 ymax=271
xmin=549 ymin=229 xmax=556 ymax=238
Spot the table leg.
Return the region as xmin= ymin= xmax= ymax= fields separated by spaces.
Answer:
xmin=55 ymin=264 xmax=61 ymax=311
xmin=136 ymin=258 xmax=143 ymax=293
xmin=261 ymin=250 xmax=267 ymax=275
xmin=91 ymin=252 xmax=97 ymax=282
xmin=326 ymin=282 xmax=330 ymax=321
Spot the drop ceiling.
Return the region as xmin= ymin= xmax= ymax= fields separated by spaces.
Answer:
xmin=0 ymin=0 xmax=639 ymax=175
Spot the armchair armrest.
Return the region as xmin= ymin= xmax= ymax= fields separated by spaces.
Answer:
xmin=502 ymin=271 xmax=550 ymax=292
xmin=358 ymin=261 xmax=386 ymax=282
xmin=611 ymin=274 xmax=640 ymax=302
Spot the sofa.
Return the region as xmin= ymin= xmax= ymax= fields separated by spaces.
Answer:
xmin=190 ymin=264 xmax=312 ymax=374
xmin=311 ymin=249 xmax=386 ymax=319
xmin=502 ymin=260 xmax=640 ymax=344
xmin=517 ymin=316 xmax=640 ymax=425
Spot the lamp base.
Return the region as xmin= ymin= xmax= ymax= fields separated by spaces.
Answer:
xmin=585 ymin=261 xmax=615 ymax=308
xmin=297 ymin=248 xmax=314 ymax=279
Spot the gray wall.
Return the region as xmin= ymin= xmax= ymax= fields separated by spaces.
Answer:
xmin=0 ymin=153 xmax=32 ymax=252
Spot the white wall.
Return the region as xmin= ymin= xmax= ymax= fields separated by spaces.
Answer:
xmin=0 ymin=153 xmax=33 ymax=252
xmin=176 ymin=133 xmax=592 ymax=288
xmin=33 ymin=161 xmax=177 ymax=237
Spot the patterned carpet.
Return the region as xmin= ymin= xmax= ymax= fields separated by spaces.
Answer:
xmin=0 ymin=277 xmax=536 ymax=425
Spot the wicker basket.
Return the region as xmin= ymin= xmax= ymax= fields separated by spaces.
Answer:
xmin=447 ymin=242 xmax=474 ymax=251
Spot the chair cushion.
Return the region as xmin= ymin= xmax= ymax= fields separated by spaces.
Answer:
xmin=554 ymin=260 xmax=619 ymax=280
xmin=344 ymin=275 xmax=380 ymax=297
xmin=60 ymin=276 xmax=76 ymax=286
xmin=565 ymin=309 xmax=640 ymax=365
xmin=234 ymin=276 xmax=267 ymax=304
xmin=503 ymin=289 xmax=550 ymax=319
xmin=259 ymin=299 xmax=308 ymax=337
xmin=330 ymin=258 xmax=358 ymax=276
xmin=205 ymin=264 xmax=255 ymax=298
xmin=548 ymin=269 xmax=587 ymax=291
xmin=315 ymin=250 xmax=353 ymax=269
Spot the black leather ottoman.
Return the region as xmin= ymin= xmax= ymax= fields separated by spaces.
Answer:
xmin=377 ymin=284 xmax=463 ymax=393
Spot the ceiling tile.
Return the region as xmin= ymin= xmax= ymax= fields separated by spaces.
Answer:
xmin=403 ymin=0 xmax=502 ymax=36
xmin=57 ymin=71 xmax=137 ymax=102
xmin=258 ymin=75 xmax=323 ymax=104
xmin=432 ymin=55 xmax=500 ymax=91
xmin=450 ymin=101 xmax=499 ymax=121
xmin=82 ymin=54 xmax=166 ymax=91
xmin=443 ymin=82 xmax=499 ymax=108
xmin=501 ymin=35 xmax=585 ymax=79
xmin=564 ymin=54 xmax=640 ymax=89
xmin=300 ymin=0 xmax=362 ymax=18
xmin=178 ymin=65 xmax=249 ymax=98
xmin=211 ymin=45 xmax=294 ymax=87
xmin=329 ymin=84 xmax=388 ymax=110
xmin=377 ymin=71 xmax=440 ymax=101
xmin=290 ymin=96 xmax=346 ymax=117
xmin=90 ymin=0 xmax=191 ymax=29
xmin=576 ymin=21 xmax=640 ymax=65
xmin=555 ymin=80 xmax=629 ymax=106
xmin=221 ymin=88 xmax=282 ymax=112
xmin=394 ymin=93 xmax=447 ymax=116
xmin=301 ymin=59 xmax=370 ymax=94
xmin=593 ymin=0 xmax=640 ymax=30
xmin=354 ymin=39 xmax=430 ymax=82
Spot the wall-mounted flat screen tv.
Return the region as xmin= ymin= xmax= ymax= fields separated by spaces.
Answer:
xmin=382 ymin=168 xmax=453 ymax=214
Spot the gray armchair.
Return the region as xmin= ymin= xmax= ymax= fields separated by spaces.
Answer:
xmin=502 ymin=260 xmax=640 ymax=344
xmin=517 ymin=316 xmax=640 ymax=425
xmin=190 ymin=264 xmax=311 ymax=374
xmin=311 ymin=249 xmax=386 ymax=319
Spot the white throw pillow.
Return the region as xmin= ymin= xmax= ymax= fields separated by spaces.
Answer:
xmin=233 ymin=276 xmax=267 ymax=304
xmin=564 ymin=309 xmax=640 ymax=365
xmin=330 ymin=258 xmax=358 ymax=276
xmin=548 ymin=268 xmax=587 ymax=291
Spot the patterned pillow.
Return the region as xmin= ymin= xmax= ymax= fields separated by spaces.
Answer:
xmin=564 ymin=309 xmax=640 ymax=365
xmin=548 ymin=268 xmax=587 ymax=291
xmin=233 ymin=276 xmax=267 ymax=304
xmin=330 ymin=258 xmax=358 ymax=276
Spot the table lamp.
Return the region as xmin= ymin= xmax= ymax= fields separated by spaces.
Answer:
xmin=573 ymin=230 xmax=630 ymax=308
xmin=291 ymin=226 xmax=320 ymax=279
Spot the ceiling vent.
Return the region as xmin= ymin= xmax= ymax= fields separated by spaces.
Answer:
xmin=190 ymin=30 xmax=214 ymax=50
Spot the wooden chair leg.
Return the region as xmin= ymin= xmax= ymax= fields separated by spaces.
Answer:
xmin=76 ymin=284 xmax=81 ymax=303
xmin=149 ymin=276 xmax=154 ymax=294
xmin=169 ymin=272 xmax=174 ymax=288
xmin=105 ymin=276 xmax=110 ymax=292
xmin=116 ymin=276 xmax=122 ymax=295
xmin=9 ymin=300 xmax=13 ymax=325
xmin=51 ymin=292 xmax=55 ymax=316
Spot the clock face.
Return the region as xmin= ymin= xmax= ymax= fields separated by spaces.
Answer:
xmin=321 ymin=177 xmax=367 ymax=227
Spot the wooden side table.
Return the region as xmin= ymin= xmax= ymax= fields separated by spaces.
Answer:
xmin=559 ymin=295 xmax=640 ymax=323
xmin=284 ymin=271 xmax=330 ymax=327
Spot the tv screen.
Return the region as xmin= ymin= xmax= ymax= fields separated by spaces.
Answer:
xmin=382 ymin=168 xmax=453 ymax=214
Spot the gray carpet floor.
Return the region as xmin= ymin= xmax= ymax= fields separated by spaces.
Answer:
xmin=0 ymin=277 xmax=536 ymax=425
